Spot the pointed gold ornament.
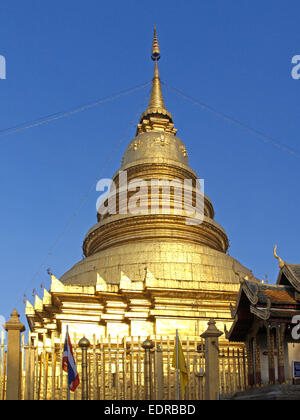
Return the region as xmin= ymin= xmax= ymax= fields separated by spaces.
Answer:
xmin=273 ymin=245 xmax=285 ymax=269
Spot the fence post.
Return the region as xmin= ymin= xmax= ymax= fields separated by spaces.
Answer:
xmin=4 ymin=309 xmax=25 ymax=400
xmin=201 ymin=318 xmax=223 ymax=401
xmin=156 ymin=345 xmax=164 ymax=399
xmin=24 ymin=337 xmax=34 ymax=401
xmin=142 ymin=338 xmax=154 ymax=400
xmin=78 ymin=337 xmax=90 ymax=400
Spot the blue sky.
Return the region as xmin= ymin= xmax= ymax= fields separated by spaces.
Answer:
xmin=0 ymin=0 xmax=300 ymax=324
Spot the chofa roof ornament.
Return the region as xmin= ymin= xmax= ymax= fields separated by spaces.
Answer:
xmin=274 ymin=244 xmax=285 ymax=270
xmin=232 ymin=261 xmax=247 ymax=284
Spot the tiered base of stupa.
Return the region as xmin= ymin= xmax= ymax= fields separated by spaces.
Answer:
xmin=26 ymin=241 xmax=253 ymax=343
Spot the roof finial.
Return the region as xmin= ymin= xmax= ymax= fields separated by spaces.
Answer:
xmin=274 ymin=245 xmax=285 ymax=269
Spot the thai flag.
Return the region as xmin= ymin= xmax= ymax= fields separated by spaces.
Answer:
xmin=62 ymin=328 xmax=80 ymax=392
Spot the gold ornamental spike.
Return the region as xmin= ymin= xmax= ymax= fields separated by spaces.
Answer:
xmin=274 ymin=245 xmax=285 ymax=269
xmin=151 ymin=25 xmax=161 ymax=61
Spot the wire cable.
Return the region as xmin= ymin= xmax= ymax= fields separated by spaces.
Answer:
xmin=0 ymin=81 xmax=151 ymax=142
xmin=162 ymin=81 xmax=300 ymax=159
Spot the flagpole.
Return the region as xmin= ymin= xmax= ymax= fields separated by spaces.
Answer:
xmin=66 ymin=325 xmax=70 ymax=401
xmin=176 ymin=329 xmax=180 ymax=400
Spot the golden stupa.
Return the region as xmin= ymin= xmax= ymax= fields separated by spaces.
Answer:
xmin=26 ymin=28 xmax=257 ymax=341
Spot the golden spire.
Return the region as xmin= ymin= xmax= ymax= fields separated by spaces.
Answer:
xmin=137 ymin=26 xmax=177 ymax=135
xmin=147 ymin=26 xmax=166 ymax=112
xmin=147 ymin=60 xmax=166 ymax=111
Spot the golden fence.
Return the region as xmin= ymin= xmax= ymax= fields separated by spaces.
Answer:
xmin=219 ymin=347 xmax=248 ymax=397
xmin=0 ymin=332 xmax=7 ymax=400
xmin=0 ymin=332 xmax=248 ymax=400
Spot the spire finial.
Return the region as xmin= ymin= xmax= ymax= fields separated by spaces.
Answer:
xmin=136 ymin=27 xmax=177 ymax=135
xmin=151 ymin=25 xmax=161 ymax=61
xmin=147 ymin=26 xmax=165 ymax=111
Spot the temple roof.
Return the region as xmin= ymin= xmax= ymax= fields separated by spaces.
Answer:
xmin=235 ymin=280 xmax=297 ymax=310
xmin=227 ymin=249 xmax=300 ymax=342
xmin=273 ymin=246 xmax=300 ymax=291
xmin=227 ymin=279 xmax=300 ymax=342
xmin=277 ymin=263 xmax=300 ymax=292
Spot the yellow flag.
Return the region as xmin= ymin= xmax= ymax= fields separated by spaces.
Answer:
xmin=172 ymin=334 xmax=188 ymax=397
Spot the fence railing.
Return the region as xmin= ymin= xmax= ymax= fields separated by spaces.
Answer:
xmin=19 ymin=333 xmax=207 ymax=400
xmin=0 ymin=330 xmax=248 ymax=400
xmin=219 ymin=347 xmax=248 ymax=396
xmin=1 ymin=312 xmax=250 ymax=401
